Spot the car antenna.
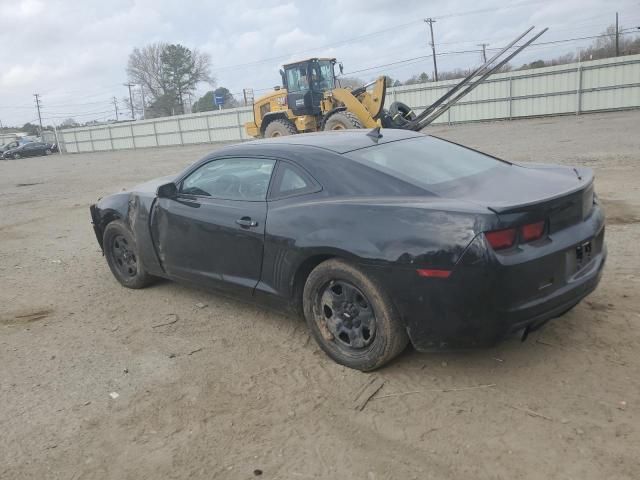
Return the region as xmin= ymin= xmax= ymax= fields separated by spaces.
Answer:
xmin=366 ymin=126 xmax=383 ymax=142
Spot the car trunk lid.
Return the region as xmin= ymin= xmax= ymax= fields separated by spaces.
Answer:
xmin=432 ymin=163 xmax=594 ymax=231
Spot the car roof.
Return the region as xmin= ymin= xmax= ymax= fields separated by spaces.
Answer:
xmin=237 ymin=128 xmax=425 ymax=154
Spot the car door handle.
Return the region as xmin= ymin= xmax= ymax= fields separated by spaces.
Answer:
xmin=235 ymin=217 xmax=258 ymax=228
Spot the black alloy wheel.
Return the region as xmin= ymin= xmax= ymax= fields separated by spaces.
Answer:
xmin=319 ymin=280 xmax=376 ymax=349
xmin=102 ymin=220 xmax=154 ymax=289
xmin=303 ymin=259 xmax=408 ymax=371
xmin=110 ymin=234 xmax=138 ymax=278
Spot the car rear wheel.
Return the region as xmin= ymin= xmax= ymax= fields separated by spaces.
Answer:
xmin=103 ymin=220 xmax=154 ymax=289
xmin=303 ymin=259 xmax=408 ymax=371
xmin=12 ymin=153 xmax=20 ymax=159
xmin=45 ymin=149 xmax=52 ymax=155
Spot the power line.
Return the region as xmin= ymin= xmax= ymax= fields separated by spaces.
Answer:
xmin=208 ymin=0 xmax=547 ymax=74
xmin=41 ymin=109 xmax=116 ymax=121
xmin=342 ymin=30 xmax=640 ymax=77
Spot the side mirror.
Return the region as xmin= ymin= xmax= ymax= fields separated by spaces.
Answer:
xmin=157 ymin=182 xmax=177 ymax=199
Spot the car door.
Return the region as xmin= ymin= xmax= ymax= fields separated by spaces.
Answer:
xmin=23 ymin=143 xmax=38 ymax=157
xmin=151 ymin=156 xmax=276 ymax=294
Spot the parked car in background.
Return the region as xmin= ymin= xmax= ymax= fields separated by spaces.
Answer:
xmin=1 ymin=140 xmax=22 ymax=153
xmin=2 ymin=142 xmax=54 ymax=159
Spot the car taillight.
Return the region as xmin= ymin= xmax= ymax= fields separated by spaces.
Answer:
xmin=416 ymin=269 xmax=451 ymax=278
xmin=521 ymin=221 xmax=545 ymax=242
xmin=485 ymin=228 xmax=517 ymax=250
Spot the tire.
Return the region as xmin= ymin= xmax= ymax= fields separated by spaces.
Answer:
xmin=323 ymin=111 xmax=363 ymax=131
xmin=103 ymin=220 xmax=154 ymax=289
xmin=303 ymin=259 xmax=408 ymax=371
xmin=388 ymin=101 xmax=416 ymax=125
xmin=13 ymin=153 xmax=20 ymax=159
xmin=264 ymin=118 xmax=297 ymax=137
xmin=45 ymin=149 xmax=52 ymax=155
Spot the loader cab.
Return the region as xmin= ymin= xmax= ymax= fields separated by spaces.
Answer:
xmin=282 ymin=58 xmax=336 ymax=116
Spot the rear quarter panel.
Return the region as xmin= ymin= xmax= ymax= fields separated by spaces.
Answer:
xmin=259 ymin=195 xmax=496 ymax=304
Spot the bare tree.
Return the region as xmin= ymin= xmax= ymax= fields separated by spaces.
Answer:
xmin=60 ymin=118 xmax=79 ymax=129
xmin=337 ymin=76 xmax=366 ymax=89
xmin=127 ymin=43 xmax=169 ymax=99
xmin=126 ymin=43 xmax=214 ymax=116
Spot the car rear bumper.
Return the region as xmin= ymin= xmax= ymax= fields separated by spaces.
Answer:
xmin=364 ymin=204 xmax=606 ymax=350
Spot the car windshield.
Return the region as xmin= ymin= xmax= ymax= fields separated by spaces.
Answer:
xmin=345 ymin=136 xmax=509 ymax=187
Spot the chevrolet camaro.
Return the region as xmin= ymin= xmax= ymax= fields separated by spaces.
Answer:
xmin=90 ymin=129 xmax=606 ymax=370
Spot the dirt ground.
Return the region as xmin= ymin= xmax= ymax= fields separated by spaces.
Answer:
xmin=1 ymin=111 xmax=639 ymax=480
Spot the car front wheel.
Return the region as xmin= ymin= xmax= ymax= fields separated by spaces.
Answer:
xmin=12 ymin=153 xmax=20 ymax=159
xmin=45 ymin=149 xmax=52 ymax=155
xmin=103 ymin=220 xmax=154 ymax=289
xmin=303 ymin=259 xmax=408 ymax=371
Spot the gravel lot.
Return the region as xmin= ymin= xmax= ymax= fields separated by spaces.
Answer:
xmin=1 ymin=111 xmax=639 ymax=479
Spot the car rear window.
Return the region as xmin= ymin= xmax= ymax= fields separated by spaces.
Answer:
xmin=345 ymin=136 xmax=508 ymax=186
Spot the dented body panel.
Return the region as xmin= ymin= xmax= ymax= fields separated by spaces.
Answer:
xmin=90 ymin=129 xmax=606 ymax=349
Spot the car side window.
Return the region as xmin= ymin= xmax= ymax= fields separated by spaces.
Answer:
xmin=180 ymin=157 xmax=275 ymax=201
xmin=270 ymin=162 xmax=320 ymax=199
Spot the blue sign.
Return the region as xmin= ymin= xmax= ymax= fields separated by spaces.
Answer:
xmin=214 ymin=94 xmax=224 ymax=106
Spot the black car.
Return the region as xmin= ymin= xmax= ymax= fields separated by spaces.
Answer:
xmin=90 ymin=129 xmax=606 ymax=370
xmin=2 ymin=142 xmax=53 ymax=159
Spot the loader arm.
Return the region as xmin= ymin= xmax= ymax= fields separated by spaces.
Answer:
xmin=356 ymin=77 xmax=387 ymax=119
xmin=328 ymin=88 xmax=380 ymax=128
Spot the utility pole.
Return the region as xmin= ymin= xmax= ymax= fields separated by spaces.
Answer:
xmin=139 ymin=85 xmax=146 ymax=119
xmin=424 ymin=18 xmax=438 ymax=82
xmin=33 ymin=93 xmax=43 ymax=137
xmin=615 ymin=12 xmax=619 ymax=56
xmin=112 ymin=97 xmax=119 ymax=121
xmin=123 ymin=83 xmax=136 ymax=120
xmin=477 ymin=43 xmax=489 ymax=63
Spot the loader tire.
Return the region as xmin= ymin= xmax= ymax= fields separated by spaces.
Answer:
xmin=323 ymin=111 xmax=363 ymax=131
xmin=264 ymin=119 xmax=298 ymax=137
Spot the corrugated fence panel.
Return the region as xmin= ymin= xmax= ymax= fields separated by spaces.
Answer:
xmin=132 ymin=122 xmax=155 ymax=136
xmin=58 ymin=55 xmax=640 ymax=153
xmin=155 ymin=119 xmax=179 ymax=134
xmin=157 ymin=133 xmax=182 ymax=146
xmin=135 ymin=135 xmax=158 ymax=148
xmin=113 ymin=137 xmax=134 ymax=149
xmin=111 ymin=125 xmax=131 ymax=138
xmin=75 ymin=130 xmax=91 ymax=142
xmin=582 ymin=86 xmax=640 ymax=111
xmin=182 ymin=130 xmax=211 ymax=144
xmin=91 ymin=128 xmax=110 ymax=140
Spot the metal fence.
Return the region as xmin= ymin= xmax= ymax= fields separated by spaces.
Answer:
xmin=60 ymin=53 xmax=640 ymax=154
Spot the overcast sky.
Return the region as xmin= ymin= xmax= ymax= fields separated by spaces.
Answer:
xmin=0 ymin=0 xmax=638 ymax=126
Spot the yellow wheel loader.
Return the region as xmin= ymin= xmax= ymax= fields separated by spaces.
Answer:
xmin=244 ymin=27 xmax=547 ymax=138
xmin=245 ymin=58 xmax=388 ymax=138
